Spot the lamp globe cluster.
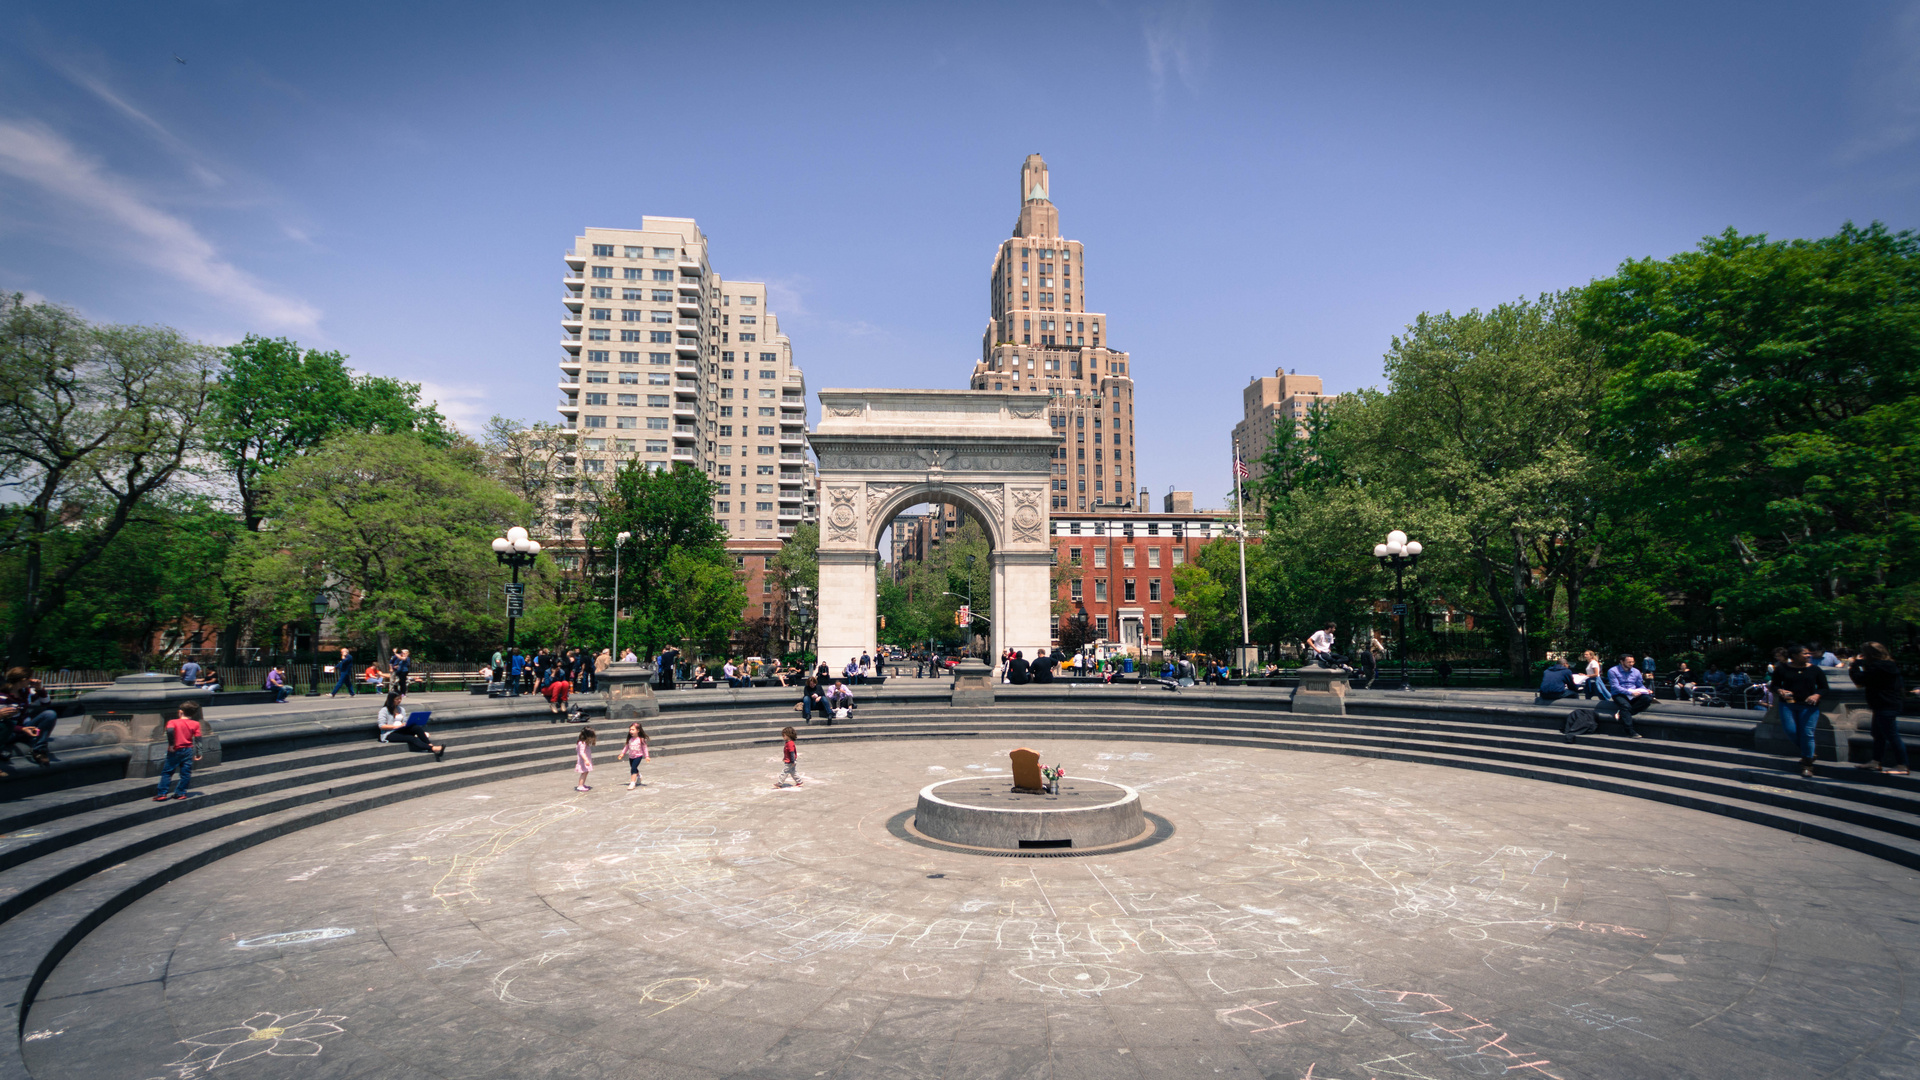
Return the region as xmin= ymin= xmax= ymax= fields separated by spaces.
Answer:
xmin=1373 ymin=530 xmax=1423 ymax=560
xmin=492 ymin=525 xmax=542 ymax=556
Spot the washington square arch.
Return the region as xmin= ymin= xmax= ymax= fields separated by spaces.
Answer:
xmin=809 ymin=389 xmax=1057 ymax=669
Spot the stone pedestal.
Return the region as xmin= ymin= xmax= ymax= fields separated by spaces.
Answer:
xmin=76 ymin=673 xmax=215 ymax=777
xmin=1291 ymin=665 xmax=1349 ymax=715
xmin=599 ymin=661 xmax=660 ymax=720
xmin=951 ymin=658 xmax=995 ymax=708
xmin=1753 ymin=697 xmax=1860 ymax=762
xmin=914 ymin=777 xmax=1145 ymax=850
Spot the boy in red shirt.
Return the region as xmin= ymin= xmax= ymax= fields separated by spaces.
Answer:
xmin=154 ymin=705 xmax=202 ymax=801
xmin=775 ymin=726 xmax=801 ymax=788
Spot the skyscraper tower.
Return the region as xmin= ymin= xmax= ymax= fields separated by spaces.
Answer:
xmin=970 ymin=154 xmax=1136 ymax=511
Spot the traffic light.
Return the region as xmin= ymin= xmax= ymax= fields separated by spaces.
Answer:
xmin=878 ymin=615 xmax=886 ymax=629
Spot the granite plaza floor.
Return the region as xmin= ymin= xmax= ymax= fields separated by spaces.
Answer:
xmin=22 ymin=738 xmax=1920 ymax=1080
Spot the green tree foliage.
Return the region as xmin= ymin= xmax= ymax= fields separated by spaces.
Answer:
xmin=242 ymin=433 xmax=524 ymax=660
xmin=0 ymin=495 xmax=240 ymax=667
xmin=768 ymin=522 xmax=818 ymax=655
xmin=1168 ymin=560 xmax=1234 ymax=657
xmin=483 ymin=417 xmax=606 ymax=653
xmin=1585 ymin=223 xmax=1920 ymax=648
xmin=883 ymin=517 xmax=990 ymax=653
xmin=210 ymin=335 xmax=450 ymax=532
xmin=0 ymin=295 xmax=219 ymax=665
xmin=589 ymin=462 xmax=741 ymax=655
xmin=1251 ymin=292 xmax=1610 ymax=676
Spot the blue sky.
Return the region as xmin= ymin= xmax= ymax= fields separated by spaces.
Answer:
xmin=3 ymin=1 xmax=1917 ymax=503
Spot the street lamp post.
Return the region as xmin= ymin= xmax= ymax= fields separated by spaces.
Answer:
xmin=491 ymin=525 xmax=542 ymax=696
xmin=611 ymin=530 xmax=632 ymax=662
xmin=1371 ymin=529 xmax=1424 ymax=692
xmin=306 ymin=590 xmax=329 ymax=696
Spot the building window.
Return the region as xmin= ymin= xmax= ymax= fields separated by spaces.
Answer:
xmin=757 ymin=445 xmax=774 ymax=455
xmin=614 ymin=438 xmax=635 ymax=451
xmin=650 ymin=352 xmax=671 ymax=364
xmin=591 ymin=266 xmax=612 ymax=278
xmin=1096 ymin=615 xmax=1109 ymax=637
xmin=1068 ymin=547 xmax=1082 ymax=564
xmin=586 ymin=350 xmax=609 ymax=363
xmin=650 ymin=310 xmax=672 ymax=323
xmin=1094 ymin=579 xmax=1107 ymax=603
xmin=648 ymin=372 xmax=670 ymax=385
xmin=587 ymin=328 xmax=610 ymax=341
xmin=718 ymin=425 xmax=733 ymax=437
xmin=650 ymin=331 xmax=671 ymax=343
xmin=756 ymin=501 xmax=773 ymax=512
xmin=583 ymin=415 xmax=606 ymax=428
xmin=739 ymin=333 xmax=756 ymax=342
xmin=1124 ymin=579 xmax=1136 ymax=602
xmin=584 ymin=392 xmax=607 ymax=406
xmin=581 ymin=459 xmax=604 ymax=473
xmin=760 ymin=352 xmax=777 ymax=362
xmin=653 ymin=269 xmax=674 ymax=281
xmin=647 ymin=416 xmax=668 ymax=429
xmin=1148 ymin=547 xmax=1161 ymax=568
xmin=1093 ymin=548 xmax=1106 ymax=568
xmin=757 ymin=425 xmax=775 ymax=436
xmin=717 ymin=501 xmax=730 ymax=513
xmin=646 ymin=439 xmax=668 ymax=452
xmin=1070 ymin=579 xmax=1083 ymax=601
xmin=1151 ymin=615 xmax=1163 ymax=639
xmin=1122 ymin=547 xmax=1135 ymax=568
xmin=622 ymin=310 xmax=643 ymax=322
xmin=616 ymin=417 xmax=636 ymax=429
xmin=592 ymin=244 xmax=614 ymax=256
xmin=618 ymin=351 xmax=639 ymax=363
xmin=585 ymin=370 xmax=608 ymax=384
xmin=1149 ymin=578 xmax=1161 ymax=602
xmin=1172 ymin=548 xmax=1185 ymax=565
xmin=647 ymin=394 xmax=666 ymax=405
xmin=624 ymin=267 xmax=644 ymax=280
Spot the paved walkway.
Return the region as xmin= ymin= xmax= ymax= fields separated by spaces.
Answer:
xmin=25 ymin=738 xmax=1919 ymax=1079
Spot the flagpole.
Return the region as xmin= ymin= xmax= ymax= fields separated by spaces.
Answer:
xmin=1233 ymin=435 xmax=1251 ymax=652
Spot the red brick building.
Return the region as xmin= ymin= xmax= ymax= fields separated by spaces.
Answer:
xmin=1047 ymin=496 xmax=1231 ymax=658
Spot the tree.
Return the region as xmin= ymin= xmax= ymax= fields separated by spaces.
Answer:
xmin=1170 ymin=561 xmax=1234 ymax=658
xmin=482 ymin=416 xmax=607 ymax=653
xmin=1584 ymin=223 xmax=1920 ymax=650
xmin=590 ymin=461 xmax=739 ymax=656
xmin=769 ymin=523 xmax=819 ymax=656
xmin=0 ymin=494 xmax=240 ymax=667
xmin=0 ymin=295 xmax=219 ymax=665
xmin=209 ymin=335 xmax=450 ymax=532
xmin=242 ymin=432 xmax=525 ymax=660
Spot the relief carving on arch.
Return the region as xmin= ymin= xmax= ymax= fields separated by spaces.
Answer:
xmin=824 ymin=485 xmax=861 ymax=543
xmin=1010 ymin=486 xmax=1046 ymax=544
xmin=864 ymin=482 xmax=899 ymax=520
xmin=965 ymin=483 xmax=1006 ymax=526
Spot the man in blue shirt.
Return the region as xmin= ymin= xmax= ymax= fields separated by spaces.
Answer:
xmin=179 ymin=659 xmax=200 ymax=687
xmin=1604 ymin=655 xmax=1653 ymax=738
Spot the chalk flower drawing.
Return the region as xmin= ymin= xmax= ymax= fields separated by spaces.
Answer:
xmin=167 ymin=1009 xmax=347 ymax=1069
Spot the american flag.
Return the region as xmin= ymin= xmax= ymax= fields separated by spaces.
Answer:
xmin=1233 ymin=458 xmax=1250 ymax=480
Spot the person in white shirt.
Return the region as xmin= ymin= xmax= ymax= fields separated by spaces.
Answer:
xmin=1307 ymin=623 xmax=1337 ymax=667
xmin=621 ymin=648 xmax=637 ymax=663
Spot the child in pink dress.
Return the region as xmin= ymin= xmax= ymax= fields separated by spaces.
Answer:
xmin=574 ymin=728 xmax=596 ymax=792
xmin=620 ymin=723 xmax=649 ymax=789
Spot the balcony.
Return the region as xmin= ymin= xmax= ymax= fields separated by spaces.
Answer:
xmin=673 ymin=382 xmax=698 ymax=399
xmin=561 ymin=312 xmax=582 ymax=327
xmin=558 ymin=358 xmax=581 ymax=372
xmin=778 ymin=490 xmax=802 ymax=503
xmin=672 ymin=447 xmax=694 ymax=459
xmin=672 ymin=403 xmax=696 ymax=418
xmin=557 ymin=377 xmax=577 ymax=388
xmin=561 ymin=338 xmax=581 ymax=353
xmin=675 ymin=340 xmax=700 ymax=356
xmin=564 ymin=253 xmax=585 ymax=267
xmin=780 ymin=452 xmax=807 ymax=462
xmin=677 ymin=278 xmax=702 ymax=294
xmin=779 ymin=433 xmax=808 ymax=447
xmin=672 ymin=427 xmax=697 ymax=442
xmin=563 ymin=291 xmax=583 ymax=304
xmin=779 ymin=413 xmax=805 ymax=428
xmin=557 ymin=402 xmax=580 ymax=417
xmin=678 ymin=259 xmax=701 ymax=272
xmin=778 ymin=472 xmax=805 ymax=486
xmin=778 ymin=507 xmax=802 ymax=521
xmin=677 ymin=320 xmax=701 ymax=332
xmin=676 ymin=297 xmax=700 ymax=313
xmin=563 ymin=272 xmax=583 ymax=283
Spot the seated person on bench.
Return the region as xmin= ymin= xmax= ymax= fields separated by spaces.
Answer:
xmin=1536 ymin=658 xmax=1577 ymax=703
xmin=1604 ymin=655 xmax=1655 ymax=738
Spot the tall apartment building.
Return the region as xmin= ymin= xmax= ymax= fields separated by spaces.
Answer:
xmin=1231 ymin=368 xmax=1324 ymax=487
xmin=559 ymin=218 xmax=816 ymax=541
xmin=969 ymin=154 xmax=1137 ymax=512
xmin=886 ymin=506 xmax=964 ymax=581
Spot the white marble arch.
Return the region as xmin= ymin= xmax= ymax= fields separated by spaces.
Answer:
xmin=808 ymin=389 xmax=1058 ymax=671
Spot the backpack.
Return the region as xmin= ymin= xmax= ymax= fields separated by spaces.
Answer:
xmin=1562 ymin=708 xmax=1599 ymax=738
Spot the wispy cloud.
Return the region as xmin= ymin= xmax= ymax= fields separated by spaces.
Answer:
xmin=1142 ymin=0 xmax=1212 ymax=108
xmin=0 ymin=119 xmax=318 ymax=333
xmin=414 ymin=379 xmax=490 ymax=433
xmin=57 ymin=65 xmax=224 ymax=187
xmin=1843 ymin=1 xmax=1920 ymax=161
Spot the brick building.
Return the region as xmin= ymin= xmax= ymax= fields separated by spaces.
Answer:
xmin=1046 ymin=494 xmax=1231 ymax=658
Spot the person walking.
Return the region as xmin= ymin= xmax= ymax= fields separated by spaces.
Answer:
xmin=1851 ymin=642 xmax=1907 ymax=775
xmin=1770 ymin=646 xmax=1828 ymax=777
xmin=776 ymin=725 xmax=801 ymax=788
xmin=328 ymin=647 xmax=356 ymax=697
xmin=376 ymin=692 xmax=445 ymax=759
xmin=391 ymin=648 xmax=412 ymax=694
xmin=153 ymin=705 xmax=202 ymax=801
xmin=620 ymin=722 xmax=650 ymax=787
xmin=573 ymin=728 xmax=597 ymax=792
xmin=1363 ymin=630 xmax=1386 ymax=689
xmin=858 ymin=652 xmax=872 ymax=684
xmin=874 ymin=651 xmax=887 ymax=681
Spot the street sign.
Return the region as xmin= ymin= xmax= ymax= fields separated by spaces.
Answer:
xmin=505 ymin=582 xmax=526 ymax=618
xmin=1392 ymin=603 xmax=1407 ymax=615
xmin=956 ymin=605 xmax=970 ymax=626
